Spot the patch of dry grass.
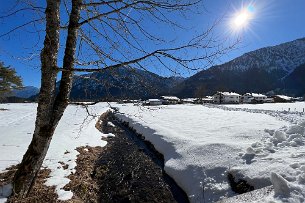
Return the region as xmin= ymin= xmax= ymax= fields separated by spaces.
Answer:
xmin=63 ymin=146 xmax=103 ymax=203
xmin=0 ymin=165 xmax=59 ymax=203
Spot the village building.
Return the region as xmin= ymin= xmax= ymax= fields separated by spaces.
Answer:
xmin=213 ymin=92 xmax=241 ymax=104
xmin=202 ymin=96 xmax=214 ymax=103
xmin=294 ymin=97 xmax=304 ymax=102
xmin=182 ymin=98 xmax=196 ymax=104
xmin=264 ymin=97 xmax=275 ymax=103
xmin=160 ymin=96 xmax=180 ymax=104
xmin=147 ymin=99 xmax=163 ymax=106
xmin=242 ymin=93 xmax=268 ymax=103
xmin=121 ymin=99 xmax=139 ymax=103
xmin=192 ymin=97 xmax=214 ymax=104
xmin=272 ymin=95 xmax=293 ymax=103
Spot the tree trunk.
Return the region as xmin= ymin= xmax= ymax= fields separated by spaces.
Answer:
xmin=12 ymin=0 xmax=61 ymax=196
xmin=12 ymin=0 xmax=82 ymax=197
xmin=53 ymin=0 xmax=82 ymax=121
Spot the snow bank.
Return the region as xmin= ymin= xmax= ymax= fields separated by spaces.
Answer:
xmin=115 ymin=104 xmax=289 ymax=202
xmin=231 ymin=120 xmax=305 ymax=202
xmin=0 ymin=103 xmax=109 ymax=201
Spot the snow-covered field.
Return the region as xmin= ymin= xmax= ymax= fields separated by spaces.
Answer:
xmin=116 ymin=104 xmax=305 ymax=203
xmin=223 ymin=102 xmax=305 ymax=113
xmin=0 ymin=103 xmax=109 ymax=202
xmin=1 ymin=103 xmax=305 ymax=203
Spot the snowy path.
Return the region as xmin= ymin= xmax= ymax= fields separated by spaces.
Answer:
xmin=0 ymin=103 xmax=109 ymax=202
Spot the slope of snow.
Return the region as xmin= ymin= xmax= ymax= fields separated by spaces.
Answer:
xmin=0 ymin=103 xmax=109 ymax=201
xmin=115 ymin=104 xmax=292 ymax=202
xmin=234 ymin=120 xmax=305 ymax=203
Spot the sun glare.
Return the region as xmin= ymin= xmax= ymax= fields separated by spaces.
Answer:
xmin=234 ymin=11 xmax=250 ymax=27
xmin=231 ymin=5 xmax=255 ymax=30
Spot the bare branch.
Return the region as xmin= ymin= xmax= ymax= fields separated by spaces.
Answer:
xmin=0 ymin=7 xmax=44 ymax=19
xmin=81 ymin=0 xmax=122 ymax=8
xmin=0 ymin=18 xmax=45 ymax=38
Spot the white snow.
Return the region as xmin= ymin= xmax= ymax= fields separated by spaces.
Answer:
xmin=106 ymin=133 xmax=115 ymax=138
xmin=148 ymin=99 xmax=162 ymax=102
xmin=107 ymin=121 xmax=115 ymax=127
xmin=221 ymin=92 xmax=241 ymax=96
xmin=161 ymin=96 xmax=180 ymax=101
xmin=114 ymin=104 xmax=298 ymax=202
xmin=230 ymin=120 xmax=305 ymax=203
xmin=0 ymin=103 xmax=109 ymax=201
xmin=248 ymin=93 xmax=267 ymax=98
xmin=223 ymin=102 xmax=305 ymax=113
xmin=1 ymin=102 xmax=305 ymax=202
xmin=275 ymin=95 xmax=293 ymax=101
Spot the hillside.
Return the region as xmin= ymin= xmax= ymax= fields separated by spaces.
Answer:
xmin=11 ymin=86 xmax=39 ymax=98
xmin=69 ymin=67 xmax=185 ymax=101
xmin=174 ymin=38 xmax=305 ymax=97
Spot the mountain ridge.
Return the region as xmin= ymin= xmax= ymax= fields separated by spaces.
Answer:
xmin=174 ymin=37 xmax=305 ymax=97
xmin=69 ymin=67 xmax=185 ymax=101
xmin=7 ymin=37 xmax=304 ymax=102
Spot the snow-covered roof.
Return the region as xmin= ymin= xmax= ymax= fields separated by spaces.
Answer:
xmin=202 ymin=96 xmax=213 ymax=101
xmin=182 ymin=98 xmax=196 ymax=102
xmin=161 ymin=96 xmax=180 ymax=101
xmin=216 ymin=92 xmax=240 ymax=96
xmin=148 ymin=99 xmax=162 ymax=102
xmin=252 ymin=93 xmax=267 ymax=97
xmin=275 ymin=95 xmax=293 ymax=100
xmin=244 ymin=93 xmax=267 ymax=98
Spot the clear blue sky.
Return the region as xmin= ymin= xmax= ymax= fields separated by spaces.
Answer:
xmin=0 ymin=0 xmax=305 ymax=87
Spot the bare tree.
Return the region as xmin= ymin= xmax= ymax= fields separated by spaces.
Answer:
xmin=0 ymin=0 xmax=238 ymax=197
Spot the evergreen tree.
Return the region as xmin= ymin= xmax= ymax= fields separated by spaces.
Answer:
xmin=0 ymin=62 xmax=23 ymax=96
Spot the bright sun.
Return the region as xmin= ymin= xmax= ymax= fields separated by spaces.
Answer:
xmin=234 ymin=11 xmax=250 ymax=27
xmin=231 ymin=5 xmax=254 ymax=30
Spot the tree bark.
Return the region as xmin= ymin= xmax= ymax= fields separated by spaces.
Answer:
xmin=12 ymin=0 xmax=61 ymax=197
xmin=53 ymin=0 xmax=82 ymax=121
xmin=12 ymin=0 xmax=82 ymax=197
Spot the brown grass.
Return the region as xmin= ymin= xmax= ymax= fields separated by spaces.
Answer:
xmin=0 ymin=165 xmax=59 ymax=203
xmin=63 ymin=146 xmax=103 ymax=203
xmin=1 ymin=146 xmax=103 ymax=203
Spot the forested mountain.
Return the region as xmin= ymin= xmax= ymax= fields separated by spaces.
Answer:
xmin=173 ymin=38 xmax=305 ymax=97
xmin=69 ymin=67 xmax=185 ymax=101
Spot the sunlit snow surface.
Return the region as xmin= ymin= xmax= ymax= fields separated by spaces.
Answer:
xmin=0 ymin=103 xmax=109 ymax=202
xmin=1 ymin=103 xmax=305 ymax=202
xmin=223 ymin=102 xmax=305 ymax=113
xmin=116 ymin=104 xmax=305 ymax=202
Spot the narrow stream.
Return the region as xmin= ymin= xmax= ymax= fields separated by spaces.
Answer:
xmin=109 ymin=112 xmax=190 ymax=203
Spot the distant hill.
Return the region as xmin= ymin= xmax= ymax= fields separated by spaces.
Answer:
xmin=68 ymin=67 xmax=185 ymax=101
xmin=281 ymin=63 xmax=305 ymax=96
xmin=20 ymin=38 xmax=305 ymax=102
xmin=173 ymin=37 xmax=305 ymax=97
xmin=11 ymin=86 xmax=39 ymax=98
